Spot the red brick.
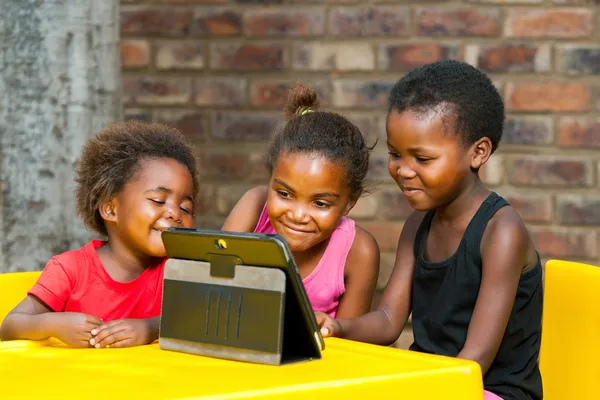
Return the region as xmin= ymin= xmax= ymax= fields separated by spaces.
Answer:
xmin=377 ymin=253 xmax=396 ymax=290
xmin=480 ymin=154 xmax=504 ymax=186
xmin=200 ymin=152 xmax=249 ymax=180
xmin=553 ymin=0 xmax=598 ymax=3
xmin=244 ymin=9 xmax=325 ymax=37
xmin=506 ymin=8 xmax=593 ymax=38
xmin=195 ymin=184 xmax=215 ymax=217
xmin=120 ymin=40 xmax=150 ymax=68
xmin=156 ymin=42 xmax=204 ymax=70
xmin=153 ymin=110 xmax=208 ymax=141
xmin=382 ymin=190 xmax=414 ymax=220
xmin=289 ymin=0 xmax=359 ymax=3
xmin=503 ymin=192 xmax=553 ymax=223
xmin=212 ymin=112 xmax=280 ymax=141
xmin=233 ymin=0 xmax=282 ymax=3
xmin=367 ymin=153 xmax=391 ymax=179
xmin=157 ymin=0 xmax=228 ymax=3
xmin=506 ymin=157 xmax=594 ymax=187
xmin=121 ymin=8 xmax=191 ymax=36
xmin=558 ymin=118 xmax=600 ymax=148
xmin=329 ymin=7 xmax=411 ymax=37
xmin=362 ymin=222 xmax=403 ymax=252
xmin=467 ymin=0 xmax=541 ymax=3
xmin=379 ymin=43 xmax=459 ymax=71
xmin=124 ymin=109 xmax=152 ymax=122
xmin=210 ymin=43 xmax=285 ymax=71
xmin=333 ymin=80 xmax=395 ymax=108
xmin=250 ymin=80 xmax=330 ymax=107
xmin=502 ymin=116 xmax=553 ymax=145
xmin=505 ymin=83 xmax=590 ymax=112
xmin=417 ymin=8 xmax=501 ymax=37
xmin=558 ymin=45 xmax=600 ymax=75
xmin=190 ymin=8 xmax=243 ymax=36
xmin=195 ymin=216 xmax=226 ymax=231
xmin=215 ymin=185 xmax=254 ymax=216
xmin=531 ymin=228 xmax=597 ymax=259
xmin=122 ymin=77 xmax=192 ymax=106
xmin=294 ymin=42 xmax=375 ymax=71
xmin=248 ymin=152 xmax=269 ymax=182
xmin=349 ymin=114 xmax=382 ymax=144
xmin=465 ymin=44 xmax=550 ymax=73
xmin=348 ymin=195 xmax=379 ymax=219
xmin=196 ymin=78 xmax=246 ymax=107
xmin=558 ymin=195 xmax=600 ymax=226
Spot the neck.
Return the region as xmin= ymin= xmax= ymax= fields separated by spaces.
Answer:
xmin=433 ymin=177 xmax=490 ymax=224
xmin=292 ymin=237 xmax=329 ymax=267
xmin=98 ymin=237 xmax=155 ymax=280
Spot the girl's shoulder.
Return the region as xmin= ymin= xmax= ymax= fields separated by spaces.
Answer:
xmin=221 ymin=186 xmax=268 ymax=232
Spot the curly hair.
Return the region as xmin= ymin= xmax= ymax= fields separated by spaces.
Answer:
xmin=266 ymin=82 xmax=373 ymax=199
xmin=74 ymin=120 xmax=199 ymax=236
xmin=388 ymin=60 xmax=505 ymax=153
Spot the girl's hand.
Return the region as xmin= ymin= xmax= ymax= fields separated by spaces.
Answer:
xmin=89 ymin=319 xmax=150 ymax=348
xmin=315 ymin=312 xmax=342 ymax=338
xmin=47 ymin=312 xmax=104 ymax=348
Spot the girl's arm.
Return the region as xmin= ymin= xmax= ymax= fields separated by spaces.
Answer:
xmin=0 ymin=295 xmax=56 ymax=341
xmin=456 ymin=207 xmax=534 ymax=374
xmin=334 ymin=227 xmax=380 ymax=319
xmin=321 ymin=211 xmax=424 ymax=345
xmin=0 ymin=295 xmax=102 ymax=347
xmin=221 ymin=186 xmax=268 ymax=232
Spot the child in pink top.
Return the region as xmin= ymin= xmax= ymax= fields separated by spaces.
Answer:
xmin=223 ymin=82 xmax=380 ymax=319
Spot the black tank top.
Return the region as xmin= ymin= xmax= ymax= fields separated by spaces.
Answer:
xmin=410 ymin=193 xmax=543 ymax=400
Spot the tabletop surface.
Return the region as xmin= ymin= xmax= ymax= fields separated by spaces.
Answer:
xmin=0 ymin=337 xmax=483 ymax=399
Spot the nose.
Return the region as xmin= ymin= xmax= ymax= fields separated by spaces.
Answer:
xmin=288 ymin=204 xmax=310 ymax=224
xmin=396 ymin=161 xmax=417 ymax=180
xmin=166 ymin=204 xmax=183 ymax=224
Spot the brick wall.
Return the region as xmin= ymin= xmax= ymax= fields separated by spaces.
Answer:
xmin=120 ymin=0 xmax=600 ymax=346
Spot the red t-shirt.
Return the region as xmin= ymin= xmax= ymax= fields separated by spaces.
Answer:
xmin=28 ymin=240 xmax=165 ymax=322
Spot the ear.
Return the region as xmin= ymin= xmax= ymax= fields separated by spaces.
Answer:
xmin=98 ymin=197 xmax=118 ymax=223
xmin=343 ymin=197 xmax=359 ymax=216
xmin=469 ymin=137 xmax=493 ymax=170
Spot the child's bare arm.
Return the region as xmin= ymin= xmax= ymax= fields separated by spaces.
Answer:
xmin=0 ymin=295 xmax=102 ymax=347
xmin=457 ymin=207 xmax=534 ymax=374
xmin=221 ymin=186 xmax=268 ymax=232
xmin=319 ymin=211 xmax=424 ymax=345
xmin=0 ymin=295 xmax=55 ymax=341
xmin=335 ymin=227 xmax=380 ymax=319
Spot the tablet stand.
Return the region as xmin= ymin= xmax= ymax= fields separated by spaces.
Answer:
xmin=159 ymin=257 xmax=322 ymax=365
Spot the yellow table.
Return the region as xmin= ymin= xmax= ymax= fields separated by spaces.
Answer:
xmin=0 ymin=337 xmax=483 ymax=399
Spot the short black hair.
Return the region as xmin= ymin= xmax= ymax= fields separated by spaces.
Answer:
xmin=266 ymin=82 xmax=372 ymax=199
xmin=388 ymin=60 xmax=504 ymax=153
xmin=75 ymin=120 xmax=199 ymax=236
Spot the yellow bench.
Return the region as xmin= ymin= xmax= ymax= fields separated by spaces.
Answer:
xmin=540 ymin=260 xmax=600 ymax=400
xmin=0 ymin=271 xmax=41 ymax=324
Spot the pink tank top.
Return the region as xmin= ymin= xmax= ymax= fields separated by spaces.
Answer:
xmin=253 ymin=204 xmax=356 ymax=318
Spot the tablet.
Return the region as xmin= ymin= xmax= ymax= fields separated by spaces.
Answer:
xmin=159 ymin=228 xmax=324 ymax=365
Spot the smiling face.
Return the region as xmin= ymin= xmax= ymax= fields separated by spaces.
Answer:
xmin=266 ymin=152 xmax=355 ymax=253
xmin=386 ymin=108 xmax=475 ymax=212
xmin=103 ymin=157 xmax=195 ymax=258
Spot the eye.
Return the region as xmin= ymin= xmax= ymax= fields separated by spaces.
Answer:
xmin=314 ymin=200 xmax=330 ymax=209
xmin=277 ymin=190 xmax=291 ymax=199
xmin=150 ymin=199 xmax=165 ymax=205
xmin=180 ymin=206 xmax=193 ymax=215
xmin=388 ymin=151 xmax=400 ymax=159
xmin=415 ymin=157 xmax=431 ymax=163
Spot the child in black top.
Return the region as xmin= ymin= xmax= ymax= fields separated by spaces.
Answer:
xmin=317 ymin=60 xmax=543 ymax=400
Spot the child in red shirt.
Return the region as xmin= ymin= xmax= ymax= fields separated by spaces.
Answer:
xmin=0 ymin=121 xmax=199 ymax=348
